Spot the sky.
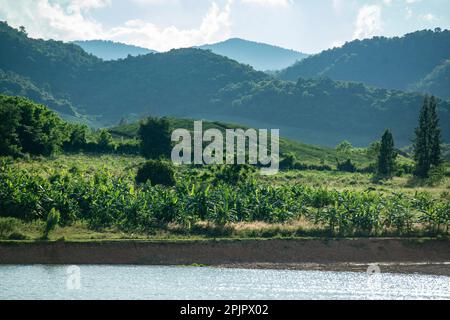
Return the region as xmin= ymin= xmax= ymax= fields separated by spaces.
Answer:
xmin=0 ymin=0 xmax=449 ymax=53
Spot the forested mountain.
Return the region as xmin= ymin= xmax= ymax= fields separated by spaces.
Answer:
xmin=211 ymin=78 xmax=450 ymax=146
xmin=1 ymin=22 xmax=449 ymax=147
xmin=198 ymin=38 xmax=308 ymax=71
xmin=278 ymin=29 xmax=450 ymax=96
xmin=73 ymin=40 xmax=156 ymax=60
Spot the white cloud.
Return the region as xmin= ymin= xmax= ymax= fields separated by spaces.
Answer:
xmin=108 ymin=1 xmax=233 ymax=51
xmin=0 ymin=0 xmax=234 ymax=51
xmin=0 ymin=0 xmax=106 ymax=40
xmin=419 ymin=13 xmax=438 ymax=23
xmin=353 ymin=5 xmax=383 ymax=40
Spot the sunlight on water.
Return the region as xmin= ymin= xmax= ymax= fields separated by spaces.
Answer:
xmin=0 ymin=266 xmax=449 ymax=300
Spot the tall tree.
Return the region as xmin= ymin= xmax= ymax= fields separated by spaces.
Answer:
xmin=414 ymin=97 xmax=431 ymax=178
xmin=377 ymin=129 xmax=396 ymax=178
xmin=139 ymin=117 xmax=172 ymax=159
xmin=429 ymin=96 xmax=442 ymax=166
xmin=413 ymin=96 xmax=442 ymax=178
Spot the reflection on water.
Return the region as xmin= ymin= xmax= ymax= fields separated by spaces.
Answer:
xmin=0 ymin=265 xmax=449 ymax=300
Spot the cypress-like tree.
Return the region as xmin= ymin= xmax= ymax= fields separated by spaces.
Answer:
xmin=429 ymin=96 xmax=442 ymax=167
xmin=414 ymin=97 xmax=430 ymax=178
xmin=377 ymin=129 xmax=396 ymax=178
xmin=413 ymin=96 xmax=442 ymax=178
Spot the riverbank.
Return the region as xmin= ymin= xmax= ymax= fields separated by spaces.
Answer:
xmin=1 ymin=238 xmax=449 ymax=275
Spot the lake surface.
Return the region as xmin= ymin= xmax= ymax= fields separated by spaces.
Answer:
xmin=0 ymin=265 xmax=450 ymax=300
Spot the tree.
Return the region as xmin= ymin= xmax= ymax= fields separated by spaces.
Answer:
xmin=429 ymin=96 xmax=442 ymax=167
xmin=377 ymin=129 xmax=397 ymax=178
xmin=336 ymin=140 xmax=353 ymax=158
xmin=136 ymin=160 xmax=176 ymax=186
xmin=0 ymin=103 xmax=21 ymax=156
xmin=139 ymin=117 xmax=172 ymax=159
xmin=413 ymin=96 xmax=443 ymax=178
xmin=65 ymin=124 xmax=88 ymax=151
xmin=97 ymin=129 xmax=114 ymax=152
xmin=367 ymin=141 xmax=381 ymax=160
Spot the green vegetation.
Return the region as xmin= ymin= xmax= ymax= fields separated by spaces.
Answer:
xmin=0 ymin=154 xmax=448 ymax=241
xmin=278 ymin=29 xmax=450 ymax=96
xmin=1 ymin=22 xmax=449 ymax=146
xmin=139 ymin=117 xmax=172 ymax=159
xmin=43 ymin=208 xmax=60 ymax=240
xmin=377 ymin=130 xmax=397 ymax=179
xmin=414 ymin=96 xmax=443 ymax=178
xmin=136 ymin=160 xmax=176 ymax=186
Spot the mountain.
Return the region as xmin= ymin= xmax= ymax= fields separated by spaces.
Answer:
xmin=198 ymin=38 xmax=308 ymax=71
xmin=1 ymin=22 xmax=449 ymax=147
xmin=278 ymin=29 xmax=450 ymax=96
xmin=210 ymin=77 xmax=450 ymax=146
xmin=73 ymin=40 xmax=156 ymax=60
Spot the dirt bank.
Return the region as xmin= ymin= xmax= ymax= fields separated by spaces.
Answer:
xmin=0 ymin=238 xmax=449 ymax=275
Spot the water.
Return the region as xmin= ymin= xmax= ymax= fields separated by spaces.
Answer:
xmin=0 ymin=265 xmax=450 ymax=300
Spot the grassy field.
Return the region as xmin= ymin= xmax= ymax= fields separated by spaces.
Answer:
xmin=1 ymin=154 xmax=449 ymax=242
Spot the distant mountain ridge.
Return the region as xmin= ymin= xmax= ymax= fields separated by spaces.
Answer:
xmin=198 ymin=38 xmax=308 ymax=71
xmin=278 ymin=29 xmax=450 ymax=99
xmin=1 ymin=21 xmax=449 ymax=147
xmin=73 ymin=40 xmax=156 ymax=60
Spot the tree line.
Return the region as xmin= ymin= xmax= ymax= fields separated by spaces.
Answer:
xmin=375 ymin=95 xmax=443 ymax=180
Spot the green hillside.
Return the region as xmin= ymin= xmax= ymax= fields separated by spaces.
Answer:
xmin=109 ymin=118 xmax=383 ymax=167
xmin=1 ymin=22 xmax=450 ymax=147
xmin=278 ymin=29 xmax=450 ymax=95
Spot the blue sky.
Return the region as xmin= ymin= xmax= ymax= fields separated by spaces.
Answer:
xmin=0 ymin=0 xmax=448 ymax=53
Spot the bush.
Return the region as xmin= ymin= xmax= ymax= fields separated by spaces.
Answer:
xmin=0 ymin=217 xmax=20 ymax=239
xmin=136 ymin=160 xmax=176 ymax=186
xmin=337 ymin=159 xmax=357 ymax=173
xmin=213 ymin=164 xmax=255 ymax=185
xmin=427 ymin=165 xmax=446 ymax=185
xmin=43 ymin=208 xmax=60 ymax=239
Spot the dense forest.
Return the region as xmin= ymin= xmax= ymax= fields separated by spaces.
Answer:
xmin=1 ymin=22 xmax=449 ymax=147
xmin=278 ymin=29 xmax=450 ymax=98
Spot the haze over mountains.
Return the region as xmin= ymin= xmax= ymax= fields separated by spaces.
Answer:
xmin=198 ymin=38 xmax=308 ymax=71
xmin=0 ymin=21 xmax=449 ymax=147
xmin=73 ymin=37 xmax=308 ymax=71
xmin=73 ymin=40 xmax=156 ymax=61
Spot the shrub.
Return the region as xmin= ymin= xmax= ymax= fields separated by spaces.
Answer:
xmin=0 ymin=217 xmax=20 ymax=239
xmin=337 ymin=159 xmax=357 ymax=173
xmin=213 ymin=164 xmax=255 ymax=185
xmin=136 ymin=160 xmax=176 ymax=186
xmin=43 ymin=208 xmax=60 ymax=239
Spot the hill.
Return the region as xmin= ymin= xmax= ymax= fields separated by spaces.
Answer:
xmin=199 ymin=38 xmax=308 ymax=71
xmin=73 ymin=40 xmax=156 ymax=60
xmin=1 ymin=22 xmax=449 ymax=147
xmin=278 ymin=29 xmax=450 ymax=96
xmin=109 ymin=118 xmax=373 ymax=167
